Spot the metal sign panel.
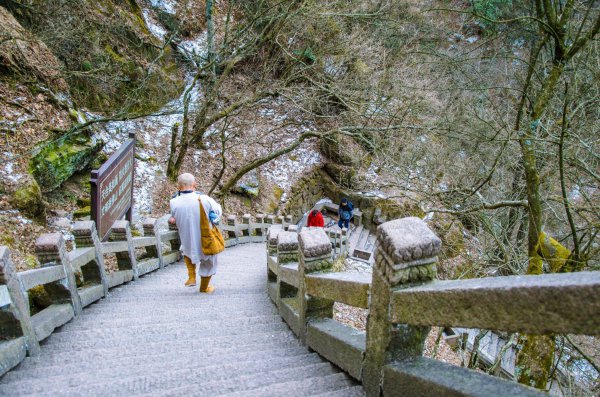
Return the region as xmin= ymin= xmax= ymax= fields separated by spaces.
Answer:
xmin=90 ymin=133 xmax=136 ymax=241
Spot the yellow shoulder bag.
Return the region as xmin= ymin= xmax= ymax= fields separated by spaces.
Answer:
xmin=199 ymin=197 xmax=225 ymax=255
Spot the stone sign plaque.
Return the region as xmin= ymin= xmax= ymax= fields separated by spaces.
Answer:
xmin=91 ymin=133 xmax=136 ymax=240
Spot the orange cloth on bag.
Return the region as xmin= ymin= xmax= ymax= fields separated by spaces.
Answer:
xmin=199 ymin=198 xmax=225 ymax=255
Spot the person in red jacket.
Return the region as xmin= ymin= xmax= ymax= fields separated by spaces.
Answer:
xmin=307 ymin=209 xmax=324 ymax=227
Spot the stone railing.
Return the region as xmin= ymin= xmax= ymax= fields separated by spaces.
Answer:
xmin=0 ymin=217 xmax=181 ymax=376
xmin=266 ymin=217 xmax=600 ymax=397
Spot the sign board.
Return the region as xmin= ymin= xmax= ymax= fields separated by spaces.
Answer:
xmin=91 ymin=133 xmax=136 ymax=241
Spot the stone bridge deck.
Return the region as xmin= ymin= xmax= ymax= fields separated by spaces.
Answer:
xmin=0 ymin=244 xmax=364 ymax=396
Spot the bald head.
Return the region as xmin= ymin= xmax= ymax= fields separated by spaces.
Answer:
xmin=177 ymin=173 xmax=196 ymax=189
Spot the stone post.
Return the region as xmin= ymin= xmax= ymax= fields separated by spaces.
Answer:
xmin=284 ymin=215 xmax=293 ymax=230
xmin=298 ymin=227 xmax=334 ymax=344
xmin=0 ymin=247 xmax=40 ymax=356
xmin=362 ymin=217 xmax=441 ymax=396
xmin=72 ymin=221 xmax=108 ymax=295
xmin=266 ymin=225 xmax=283 ymax=304
xmin=143 ymin=218 xmax=163 ymax=268
xmin=226 ymin=215 xmax=237 ymax=240
xmin=277 ymin=231 xmax=299 ymax=264
xmin=267 ymin=225 xmax=283 ymax=257
xmin=242 ymin=214 xmax=251 ymax=238
xmin=276 ymin=231 xmax=299 ymax=311
xmin=255 ymin=214 xmax=266 ymax=239
xmin=266 ymin=215 xmax=275 ymax=225
xmin=276 ymin=215 xmax=285 ymax=227
xmin=168 ymin=220 xmax=181 ymax=252
xmin=110 ymin=220 xmax=139 ymax=280
xmin=35 ymin=233 xmax=83 ymax=315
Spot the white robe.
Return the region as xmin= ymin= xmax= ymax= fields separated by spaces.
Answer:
xmin=169 ymin=192 xmax=222 ymax=277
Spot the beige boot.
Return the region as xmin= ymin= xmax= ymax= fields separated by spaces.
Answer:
xmin=184 ymin=258 xmax=196 ymax=287
xmin=199 ymin=276 xmax=215 ymax=293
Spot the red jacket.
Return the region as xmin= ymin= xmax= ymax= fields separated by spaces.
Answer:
xmin=307 ymin=210 xmax=324 ymax=227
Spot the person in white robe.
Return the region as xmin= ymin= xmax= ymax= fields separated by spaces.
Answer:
xmin=168 ymin=173 xmax=222 ymax=293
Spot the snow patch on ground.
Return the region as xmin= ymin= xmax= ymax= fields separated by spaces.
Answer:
xmin=149 ymin=0 xmax=176 ymax=14
xmin=142 ymin=9 xmax=167 ymax=41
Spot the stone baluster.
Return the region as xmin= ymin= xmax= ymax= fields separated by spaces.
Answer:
xmin=328 ymin=229 xmax=338 ymax=257
xmin=72 ymin=221 xmax=108 ymax=295
xmin=35 ymin=233 xmax=82 ymax=315
xmin=168 ymin=220 xmax=181 ymax=252
xmin=362 ymin=217 xmax=441 ymax=396
xmin=277 ymin=231 xmax=299 ymax=264
xmin=276 ymin=231 xmax=299 ymax=317
xmin=226 ymin=215 xmax=237 ymax=240
xmin=242 ymin=214 xmax=251 ymax=238
xmin=341 ymin=228 xmax=348 ymax=256
xmin=255 ymin=214 xmax=266 ymax=239
xmin=298 ymin=227 xmax=334 ymax=344
xmin=110 ymin=220 xmax=139 ymax=280
xmin=266 ymin=215 xmax=275 ymax=225
xmin=284 ymin=215 xmax=293 ymax=231
xmin=276 ymin=215 xmax=284 ymax=227
xmin=0 ymin=247 xmax=40 ymax=356
xmin=267 ymin=225 xmax=283 ymax=257
xmin=143 ymin=218 xmax=163 ymax=269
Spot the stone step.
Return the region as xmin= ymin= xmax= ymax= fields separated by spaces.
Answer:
xmin=134 ymin=362 xmax=341 ymax=397
xmin=14 ymin=331 xmax=299 ymax=369
xmin=6 ymin=356 xmax=331 ymax=396
xmin=54 ymin=314 xmax=282 ymax=334
xmin=312 ymin=385 xmax=366 ymax=396
xmin=41 ymin=322 xmax=291 ymax=350
xmin=214 ymin=373 xmax=356 ymax=397
xmin=2 ymin=347 xmax=312 ymax=389
xmin=63 ymin=313 xmax=281 ymax=330
xmin=79 ymin=304 xmax=278 ymax=319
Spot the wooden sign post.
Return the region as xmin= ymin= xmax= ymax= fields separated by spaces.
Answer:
xmin=90 ymin=133 xmax=136 ymax=241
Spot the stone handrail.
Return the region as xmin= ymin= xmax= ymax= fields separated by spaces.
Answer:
xmin=266 ymin=217 xmax=600 ymax=396
xmin=0 ymin=210 xmax=287 ymax=376
xmin=0 ymin=217 xmax=182 ymax=376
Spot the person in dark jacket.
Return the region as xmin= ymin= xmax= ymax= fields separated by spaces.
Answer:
xmin=337 ymin=198 xmax=353 ymax=229
xmin=307 ymin=209 xmax=324 ymax=227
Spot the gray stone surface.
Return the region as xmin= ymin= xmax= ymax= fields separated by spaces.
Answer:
xmin=391 ymin=271 xmax=600 ymax=335
xmin=377 ymin=217 xmax=441 ymax=263
xmin=382 ymin=358 xmax=544 ymax=397
xmin=31 ymin=303 xmax=74 ymax=342
xmin=300 ymin=227 xmax=332 ymax=258
xmin=267 ymin=225 xmax=283 ymax=246
xmin=307 ymin=318 xmax=366 ymax=380
xmin=0 ymin=244 xmax=361 ymax=396
xmin=0 ymin=338 xmax=26 ymax=377
xmin=17 ymin=265 xmax=65 ymax=291
xmin=277 ymin=231 xmax=299 ymax=252
xmin=306 ymin=272 xmax=371 ymax=309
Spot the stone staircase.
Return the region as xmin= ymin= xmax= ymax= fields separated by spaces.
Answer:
xmin=0 ymin=244 xmax=364 ymax=396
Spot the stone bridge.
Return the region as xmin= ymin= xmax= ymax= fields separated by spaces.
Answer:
xmin=0 ymin=213 xmax=599 ymax=396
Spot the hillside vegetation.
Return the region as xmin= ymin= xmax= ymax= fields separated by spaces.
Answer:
xmin=0 ymin=0 xmax=598 ymax=395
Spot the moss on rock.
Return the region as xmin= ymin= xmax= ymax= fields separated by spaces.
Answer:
xmin=73 ymin=206 xmax=91 ymax=219
xmin=12 ymin=176 xmax=45 ymax=218
xmin=29 ymin=132 xmax=103 ymax=192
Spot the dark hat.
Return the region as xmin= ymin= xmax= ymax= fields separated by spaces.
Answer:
xmin=341 ymin=198 xmax=348 ymax=204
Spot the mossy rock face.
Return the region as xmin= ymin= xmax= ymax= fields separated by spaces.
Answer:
xmin=233 ymin=171 xmax=260 ymax=198
xmin=320 ymin=135 xmax=358 ymax=166
xmin=323 ymin=163 xmax=357 ymax=187
xmin=73 ymin=206 xmax=91 ymax=219
xmin=30 ymin=132 xmax=104 ymax=192
xmin=12 ymin=176 xmax=45 ymax=218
